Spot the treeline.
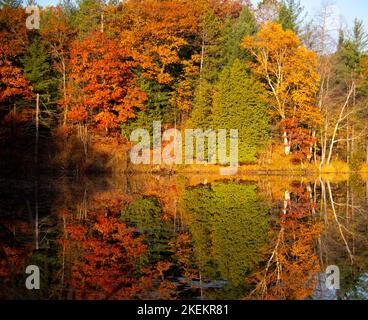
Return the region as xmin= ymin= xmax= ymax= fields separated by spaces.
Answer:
xmin=0 ymin=0 xmax=368 ymax=171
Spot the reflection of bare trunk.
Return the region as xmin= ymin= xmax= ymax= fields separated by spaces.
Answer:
xmin=77 ymin=124 xmax=89 ymax=156
xmin=61 ymin=213 xmax=66 ymax=288
xmin=35 ymin=181 xmax=39 ymax=250
xmin=78 ymin=188 xmax=88 ymax=220
xmin=253 ymin=227 xmax=285 ymax=298
xmin=326 ymin=181 xmax=354 ymax=264
xmin=320 ymin=177 xmax=328 ymax=226
xmin=283 ymin=191 xmax=290 ymax=215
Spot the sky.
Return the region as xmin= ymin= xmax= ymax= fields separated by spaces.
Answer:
xmin=34 ymin=0 xmax=368 ymax=29
xmin=251 ymin=0 xmax=368 ymax=28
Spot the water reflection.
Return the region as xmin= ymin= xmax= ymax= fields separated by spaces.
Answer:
xmin=1 ymin=174 xmax=368 ymax=300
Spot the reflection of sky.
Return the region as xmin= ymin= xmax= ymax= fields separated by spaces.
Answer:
xmin=344 ymin=273 xmax=368 ymax=300
xmin=312 ymin=272 xmax=338 ymax=300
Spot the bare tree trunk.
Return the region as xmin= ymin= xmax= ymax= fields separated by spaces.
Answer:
xmin=200 ymin=34 xmax=205 ymax=77
xmin=283 ymin=131 xmax=291 ymax=155
xmin=319 ymin=121 xmax=328 ymax=170
xmin=62 ymin=58 xmax=68 ymax=126
xmin=35 ymin=94 xmax=39 ymax=165
xmin=327 ymin=83 xmax=355 ymax=164
xmin=100 ymin=8 xmax=104 ymax=33
xmin=346 ymin=122 xmax=350 ymax=163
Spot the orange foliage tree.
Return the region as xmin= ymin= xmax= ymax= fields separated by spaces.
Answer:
xmin=117 ymin=0 xmax=201 ymax=121
xmin=66 ymin=32 xmax=147 ymax=131
xmin=0 ymin=7 xmax=31 ymax=116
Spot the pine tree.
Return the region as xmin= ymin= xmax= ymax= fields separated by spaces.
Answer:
xmin=198 ymin=9 xmax=224 ymax=84
xmin=74 ymin=0 xmax=105 ymax=36
xmin=278 ymin=0 xmax=305 ymax=34
xmin=21 ymin=40 xmax=58 ymax=105
xmin=222 ymin=5 xmax=257 ymax=67
xmin=212 ymin=60 xmax=270 ymax=163
xmin=189 ymin=80 xmax=213 ymax=129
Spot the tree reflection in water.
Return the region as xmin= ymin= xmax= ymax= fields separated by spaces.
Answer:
xmin=1 ymin=175 xmax=368 ymax=300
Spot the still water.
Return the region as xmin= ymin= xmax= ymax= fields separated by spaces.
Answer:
xmin=1 ymin=173 xmax=368 ymax=300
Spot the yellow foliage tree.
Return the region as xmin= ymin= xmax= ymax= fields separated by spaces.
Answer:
xmin=242 ymin=23 xmax=321 ymax=155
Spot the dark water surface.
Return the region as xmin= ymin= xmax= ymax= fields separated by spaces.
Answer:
xmin=1 ymin=173 xmax=368 ymax=300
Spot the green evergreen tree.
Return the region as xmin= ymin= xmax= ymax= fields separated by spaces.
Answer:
xmin=335 ymin=20 xmax=367 ymax=88
xmin=21 ymin=39 xmax=58 ymax=106
xmin=188 ymin=80 xmax=213 ymax=129
xmin=222 ymin=5 xmax=257 ymax=66
xmin=212 ymin=60 xmax=270 ymax=164
xmin=198 ymin=9 xmax=224 ymax=84
xmin=74 ymin=0 xmax=105 ymax=36
xmin=278 ymin=0 xmax=305 ymax=34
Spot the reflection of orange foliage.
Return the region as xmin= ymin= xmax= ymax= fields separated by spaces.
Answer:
xmin=90 ymin=191 xmax=134 ymax=217
xmin=65 ymin=215 xmax=146 ymax=299
xmin=62 ymin=206 xmax=176 ymax=299
xmin=2 ymin=108 xmax=34 ymax=126
xmin=246 ymin=185 xmax=323 ymax=300
xmin=169 ymin=233 xmax=198 ymax=280
xmin=0 ymin=245 xmax=24 ymax=283
xmin=135 ymin=176 xmax=182 ymax=221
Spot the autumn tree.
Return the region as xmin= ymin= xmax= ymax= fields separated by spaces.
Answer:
xmin=242 ymin=22 xmax=321 ymax=156
xmin=117 ymin=0 xmax=202 ymax=127
xmin=40 ymin=5 xmax=76 ymax=125
xmin=0 ymin=6 xmax=31 ymax=119
xmin=67 ymin=31 xmax=146 ymax=131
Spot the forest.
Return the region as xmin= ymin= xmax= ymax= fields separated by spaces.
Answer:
xmin=0 ymin=0 xmax=368 ymax=175
xmin=2 ymin=0 xmax=368 ymax=301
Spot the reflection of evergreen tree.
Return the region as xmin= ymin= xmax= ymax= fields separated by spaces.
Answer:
xmin=181 ymin=182 xmax=269 ymax=298
xmin=120 ymin=197 xmax=174 ymax=264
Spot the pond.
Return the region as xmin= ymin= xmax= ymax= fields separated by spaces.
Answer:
xmin=1 ymin=173 xmax=368 ymax=300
